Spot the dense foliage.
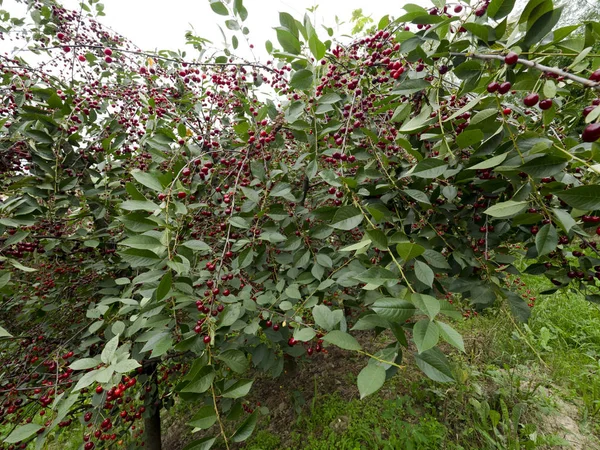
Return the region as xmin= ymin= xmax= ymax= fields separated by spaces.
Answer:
xmin=1 ymin=0 xmax=600 ymax=448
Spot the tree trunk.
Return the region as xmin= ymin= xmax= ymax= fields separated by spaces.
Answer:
xmin=144 ymin=362 xmax=162 ymax=450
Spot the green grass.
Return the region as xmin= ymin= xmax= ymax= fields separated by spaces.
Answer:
xmin=246 ymin=392 xmax=450 ymax=450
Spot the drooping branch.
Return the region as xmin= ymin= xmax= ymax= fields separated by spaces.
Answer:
xmin=451 ymin=52 xmax=600 ymax=91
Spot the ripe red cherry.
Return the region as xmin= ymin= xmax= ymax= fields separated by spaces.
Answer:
xmin=84 ymin=443 xmax=95 ymax=450
xmin=454 ymin=5 xmax=463 ymax=13
xmin=203 ymin=335 xmax=211 ymax=344
xmin=505 ymin=52 xmax=519 ymax=65
xmin=502 ymin=107 xmax=512 ymax=115
xmin=523 ymin=93 xmax=539 ymax=107
xmin=158 ymin=193 xmax=166 ymax=201
xmin=590 ymin=69 xmax=600 ymax=82
xmin=78 ymin=55 xmax=86 ymax=62
xmin=498 ymin=81 xmax=511 ymax=94
xmin=95 ymin=385 xmax=103 ymax=394
xmin=582 ymin=123 xmax=600 ymax=142
xmin=539 ymin=99 xmax=553 ymax=110
xmin=487 ymin=81 xmax=500 ymax=93
xmin=177 ymin=192 xmax=186 ymax=199
xmin=103 ymin=48 xmax=112 ymax=56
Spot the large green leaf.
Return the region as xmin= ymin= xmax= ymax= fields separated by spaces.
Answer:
xmin=322 ymin=330 xmax=361 ymax=351
xmin=330 ymin=206 xmax=363 ymax=230
xmin=414 ymin=348 xmax=455 ymax=383
xmin=484 ymin=201 xmax=528 ymax=218
xmin=535 ymin=224 xmax=557 ymax=257
xmin=372 ymin=298 xmax=415 ymax=322
xmin=290 ymin=69 xmax=313 ymax=90
xmin=412 ymin=319 xmax=440 ymax=353
xmin=4 ymin=424 xmax=43 ymax=443
xmin=357 ymin=364 xmax=386 ymax=399
xmin=558 ymin=185 xmax=600 ymax=211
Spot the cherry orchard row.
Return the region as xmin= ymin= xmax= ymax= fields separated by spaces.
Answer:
xmin=2 ymin=0 xmax=600 ymax=448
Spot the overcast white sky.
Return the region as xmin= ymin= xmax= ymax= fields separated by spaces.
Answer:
xmin=51 ymin=0 xmax=430 ymax=57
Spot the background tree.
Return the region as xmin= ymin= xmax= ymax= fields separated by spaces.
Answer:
xmin=1 ymin=0 xmax=600 ymax=449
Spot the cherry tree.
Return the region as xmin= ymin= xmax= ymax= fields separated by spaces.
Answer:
xmin=1 ymin=0 xmax=600 ymax=448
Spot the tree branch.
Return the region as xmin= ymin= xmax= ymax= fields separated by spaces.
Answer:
xmin=451 ymin=52 xmax=600 ymax=91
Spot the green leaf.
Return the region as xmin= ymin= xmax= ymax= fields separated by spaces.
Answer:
xmin=312 ymin=304 xmax=337 ymax=331
xmin=73 ymin=369 xmax=100 ymax=391
xmin=322 ymin=330 xmax=361 ymax=351
xmin=507 ymin=292 xmax=531 ymax=322
xmin=182 ymin=367 xmax=215 ymax=393
xmin=222 ymin=379 xmax=253 ymax=398
xmin=330 ymin=206 xmax=363 ymax=230
xmin=411 ymin=293 xmax=440 ymax=320
xmin=403 ymin=189 xmax=431 ymax=205
xmin=182 ymin=437 xmax=216 ymax=450
xmin=9 ymin=260 xmax=37 ymax=272
xmin=231 ymin=411 xmax=258 ymax=442
xmin=523 ymin=7 xmax=563 ymax=48
xmin=357 ymin=364 xmax=386 ymax=399
xmin=372 ymin=298 xmax=415 ymax=322
xmin=290 ymin=69 xmax=313 ymax=90
xmin=181 ymin=240 xmax=211 ymax=252
xmin=519 ymin=154 xmax=568 ymax=178
xmin=24 ymin=129 xmax=53 ymax=144
xmin=319 ymin=93 xmax=342 ymax=104
xmin=131 ymin=170 xmax=164 ymax=192
xmin=120 ymin=235 xmax=164 ymax=252
xmin=69 ymin=358 xmax=99 ymax=370
xmin=552 ymin=208 xmax=576 ymax=234
xmin=456 ymin=129 xmax=484 ymax=149
xmin=101 ymin=335 xmax=119 ymax=364
xmin=484 ymin=200 xmax=528 ymax=218
xmin=233 ymin=0 xmax=248 ymax=20
xmin=209 ymin=0 xmax=228 ymax=15
xmin=366 ymin=229 xmax=388 ymax=250
xmin=413 ymin=319 xmax=440 ymax=353
xmin=113 ymin=359 xmax=141 ymax=373
xmin=294 ymin=327 xmax=317 ymax=342
xmin=396 ymin=242 xmax=425 ymax=262
xmin=487 ymin=0 xmax=516 ymax=20
xmin=535 ymin=224 xmax=557 ymax=256
xmin=4 ymin=424 xmax=43 ymax=443
xmin=120 ymin=200 xmax=159 ymax=212
xmin=216 ymin=350 xmax=249 ymax=374
xmin=410 ymin=159 xmax=448 ymax=179
xmin=151 ymin=334 xmax=173 ymax=357
xmin=156 ymin=271 xmax=172 ymax=302
xmin=0 ymin=325 xmax=12 ymax=338
xmin=437 ymin=321 xmax=465 ymax=352
xmin=276 ymin=28 xmax=301 ymax=54
xmin=189 ymin=405 xmax=217 ymax=430
xmin=558 ymin=186 xmax=600 ymax=211
xmin=309 ymin=34 xmax=326 ymax=60
xmin=354 ymin=267 xmax=397 ymax=287
xmin=469 ymin=153 xmax=508 ymax=170
xmin=414 ymin=261 xmax=434 ymax=287
xmin=414 ymin=348 xmax=455 ymax=382
xmin=0 ymin=272 xmax=10 ymax=289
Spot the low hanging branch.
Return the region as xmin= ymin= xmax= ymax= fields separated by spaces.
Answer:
xmin=451 ymin=52 xmax=600 ymax=92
